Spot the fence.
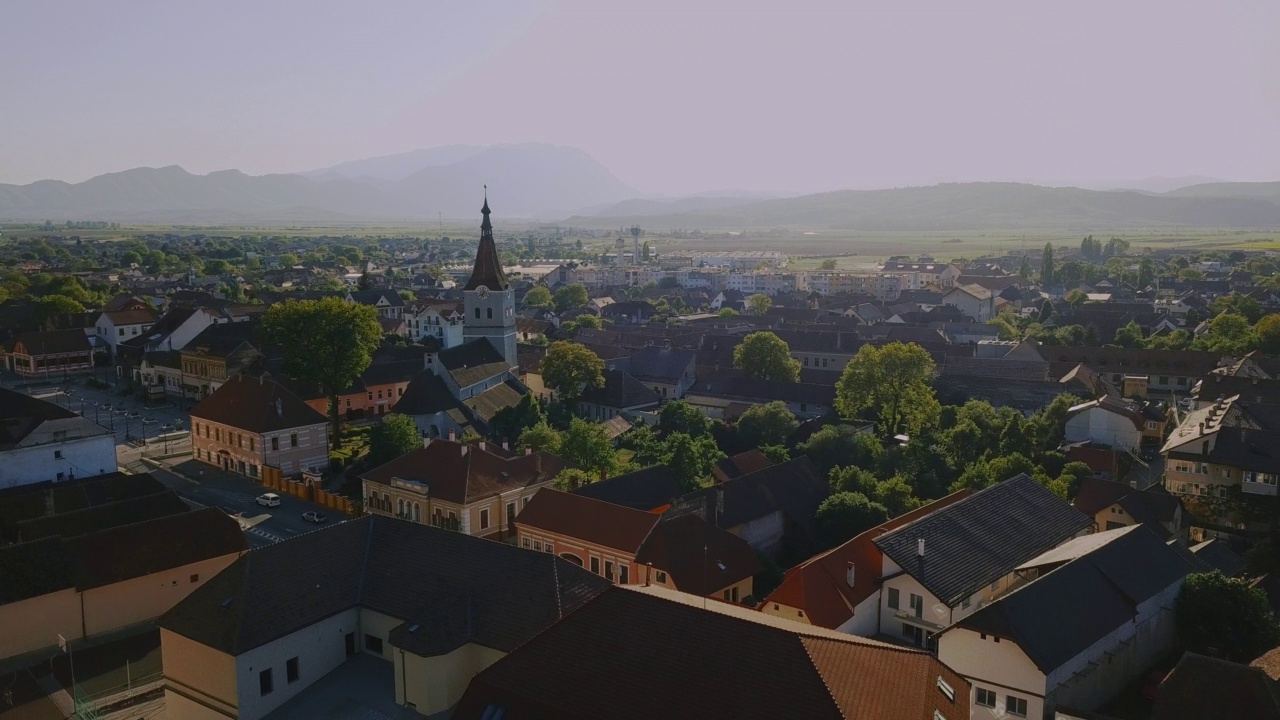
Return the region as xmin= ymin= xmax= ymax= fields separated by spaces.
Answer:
xmin=73 ymin=670 xmax=164 ymax=719
xmin=258 ymin=467 xmax=354 ymax=515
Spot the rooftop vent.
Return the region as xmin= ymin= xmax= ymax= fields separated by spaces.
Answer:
xmin=918 ymin=538 xmax=926 ymax=557
xmin=220 ymin=597 xmax=233 ymax=610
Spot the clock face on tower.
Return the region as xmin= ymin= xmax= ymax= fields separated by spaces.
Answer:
xmin=476 ymin=285 xmax=490 ymax=299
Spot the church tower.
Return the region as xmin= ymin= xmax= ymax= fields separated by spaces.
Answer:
xmin=463 ymin=191 xmax=517 ymax=367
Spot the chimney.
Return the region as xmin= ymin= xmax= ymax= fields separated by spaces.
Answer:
xmin=525 ymin=446 xmax=532 ymax=456
xmin=461 ymin=444 xmax=468 ymax=457
xmin=479 ymin=440 xmax=486 ymax=452
xmin=275 ymin=398 xmax=283 ymax=418
xmin=715 ymin=486 xmax=725 ymax=521
xmin=502 ymin=439 xmax=509 ymax=451
xmin=448 ymin=428 xmax=456 ymax=442
xmin=917 ymin=538 xmax=926 ymax=557
xmin=422 ymin=436 xmax=431 ymax=448
xmin=535 ymin=451 xmax=543 ymax=475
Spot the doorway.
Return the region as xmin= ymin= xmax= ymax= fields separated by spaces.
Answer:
xmin=345 ymin=632 xmax=356 ymax=657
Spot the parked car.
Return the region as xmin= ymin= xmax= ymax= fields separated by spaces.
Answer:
xmin=256 ymin=493 xmax=281 ymax=507
xmin=302 ymin=511 xmax=328 ymax=524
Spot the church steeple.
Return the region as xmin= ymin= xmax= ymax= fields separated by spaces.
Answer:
xmin=465 ymin=186 xmax=508 ymax=291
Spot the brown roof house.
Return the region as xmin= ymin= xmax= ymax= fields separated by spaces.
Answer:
xmin=189 ymin=374 xmax=330 ymax=480
xmin=453 ymin=584 xmax=971 ymax=720
xmin=361 ymin=438 xmax=564 ymax=539
xmin=5 ymin=328 xmax=94 ymax=379
xmin=517 ymin=488 xmax=761 ymax=603
xmin=157 ymin=515 xmax=609 ymax=720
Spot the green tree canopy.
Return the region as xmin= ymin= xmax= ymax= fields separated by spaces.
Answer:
xmin=277 ymin=253 xmax=299 ymax=267
xmin=258 ymin=297 xmax=382 ymax=446
xmin=732 ymin=331 xmax=800 ymax=382
xmin=368 ymin=414 xmax=421 ymax=467
xmin=1177 ymin=572 xmax=1280 ymax=662
xmin=487 ymin=393 xmax=547 ymax=444
xmin=560 ymin=417 xmax=618 ymax=477
xmin=553 ymin=468 xmax=597 ymax=491
xmin=553 ymin=284 xmax=589 ymax=312
xmin=819 ymin=259 xmax=838 ymax=270
xmin=798 ymin=425 xmax=883 ymax=474
xmin=35 ymin=294 xmax=86 ymax=324
xmin=835 ymin=342 xmax=940 ymax=438
xmin=1255 ymin=314 xmax=1280 ymax=354
xmin=747 ymin=293 xmax=772 ymax=315
xmin=718 ymin=307 xmax=739 ymax=317
xmin=1192 ymin=313 xmax=1255 ymax=354
xmin=538 ymin=341 xmax=605 ymax=402
xmin=658 ymin=400 xmax=714 ymax=438
xmin=816 ymin=492 xmax=890 ymax=549
xmin=518 ymin=421 xmax=562 ymax=455
xmin=736 ymin=401 xmax=799 ymax=448
xmin=524 ymin=286 xmax=553 ymax=308
xmin=663 ymin=432 xmax=725 ymax=492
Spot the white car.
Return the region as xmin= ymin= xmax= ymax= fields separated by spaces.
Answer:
xmin=256 ymin=493 xmax=281 ymax=507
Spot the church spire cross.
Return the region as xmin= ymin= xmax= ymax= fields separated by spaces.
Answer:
xmin=464 ymin=187 xmax=508 ymax=291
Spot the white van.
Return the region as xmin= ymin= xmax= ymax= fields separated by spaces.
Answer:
xmin=256 ymin=493 xmax=281 ymax=507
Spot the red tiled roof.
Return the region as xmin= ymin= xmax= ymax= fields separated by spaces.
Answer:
xmin=516 ymin=488 xmax=659 ymax=553
xmin=362 ymin=440 xmax=563 ymax=505
xmin=764 ymin=490 xmax=972 ymax=629
xmin=189 ymin=374 xmax=327 ymax=434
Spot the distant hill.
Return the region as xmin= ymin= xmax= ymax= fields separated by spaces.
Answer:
xmin=566 ymin=182 xmax=1280 ymax=231
xmin=0 ymin=144 xmax=637 ymax=223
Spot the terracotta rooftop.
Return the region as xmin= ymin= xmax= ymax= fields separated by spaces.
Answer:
xmin=362 ymin=440 xmax=563 ymax=505
xmin=189 ymin=374 xmax=327 ymax=434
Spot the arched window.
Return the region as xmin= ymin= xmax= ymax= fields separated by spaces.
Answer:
xmin=384 ymin=493 xmax=390 ymax=510
xmin=475 ymin=307 xmax=481 ymax=319
xmin=398 ymin=499 xmax=405 ymax=516
xmin=487 ymin=308 xmax=493 ymax=319
xmin=414 ymin=503 xmax=421 ymax=522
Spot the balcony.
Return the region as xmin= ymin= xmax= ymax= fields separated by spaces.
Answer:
xmin=391 ymin=477 xmax=429 ymax=495
xmin=894 ymin=609 xmax=947 ymax=632
xmin=1242 ymin=480 xmax=1278 ymax=497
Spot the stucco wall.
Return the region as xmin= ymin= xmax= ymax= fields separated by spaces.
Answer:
xmin=0 ymin=433 xmax=117 ymax=489
xmin=396 ymin=643 xmax=506 ymax=716
xmin=359 ymin=608 xmax=403 ymax=662
xmin=233 ymin=608 xmax=360 ymax=720
xmin=161 ymin=628 xmax=239 ymax=718
xmin=0 ymin=588 xmax=81 ymax=660
xmin=83 ymin=553 xmax=240 ymax=637
xmin=1065 ymin=409 xmax=1142 ymax=452
xmin=937 ymin=627 xmax=1046 ymax=720
xmin=836 ymin=592 xmax=881 ymax=636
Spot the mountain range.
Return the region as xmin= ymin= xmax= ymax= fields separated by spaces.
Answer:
xmin=3 ymin=144 xmax=1280 ymax=230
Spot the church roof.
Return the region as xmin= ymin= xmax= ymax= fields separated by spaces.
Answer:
xmin=464 ymin=194 xmax=509 ymax=292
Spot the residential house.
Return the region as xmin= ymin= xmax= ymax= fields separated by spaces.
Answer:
xmin=575 ymin=368 xmax=659 ymax=422
xmin=346 ymin=289 xmax=405 ymax=319
xmin=711 ymin=449 xmax=775 ymax=484
xmin=453 ymin=584 xmax=971 ymax=720
xmin=672 ymin=456 xmax=830 ymax=557
xmin=600 ymin=300 xmax=657 ymax=325
xmin=516 ymin=489 xmax=760 ymax=602
xmin=157 ymin=515 xmax=609 ymax=720
xmin=403 ymin=300 xmax=464 ymax=347
xmin=118 ymin=306 xmax=222 ymax=392
xmin=872 ymin=474 xmax=1092 ymax=649
xmin=5 ymin=329 xmax=94 ymax=379
xmin=0 ymin=387 xmax=116 ymax=489
xmin=1063 ymin=396 xmax=1146 ymax=453
xmin=189 ymin=374 xmax=330 ymax=480
xmin=942 ymin=284 xmax=996 ymax=322
xmin=1037 ymin=345 xmax=1222 ymax=394
xmin=570 ymin=465 xmax=685 ymax=512
xmin=760 ymin=491 xmax=971 ymax=634
xmin=938 ymin=525 xmax=1195 ymax=720
xmin=1151 ymin=652 xmax=1280 ymax=720
xmin=177 ymin=321 xmax=263 ymax=400
xmin=94 ymin=304 xmax=158 ymax=360
xmin=1073 ymin=476 xmax=1186 ymax=542
xmin=684 ymin=372 xmax=835 ymax=420
xmin=625 ymin=345 xmax=697 ymax=399
xmin=0 ymin=489 xmax=245 ymax=660
xmin=360 ymin=438 xmax=564 ymax=539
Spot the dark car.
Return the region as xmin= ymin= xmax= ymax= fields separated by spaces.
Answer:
xmin=302 ymin=511 xmax=328 ymax=524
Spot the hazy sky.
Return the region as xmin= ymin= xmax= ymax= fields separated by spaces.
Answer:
xmin=4 ymin=0 xmax=1279 ymax=194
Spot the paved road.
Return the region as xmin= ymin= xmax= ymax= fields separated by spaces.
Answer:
xmin=146 ymin=463 xmax=345 ymax=549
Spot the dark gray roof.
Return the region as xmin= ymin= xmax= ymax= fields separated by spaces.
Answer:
xmin=951 ymin=525 xmax=1195 ymax=673
xmin=393 ymin=371 xmax=458 ymax=415
xmin=678 ymin=456 xmax=829 ymax=541
xmin=627 ymin=346 xmax=695 ymax=384
xmin=438 ymin=340 xmax=510 ymax=388
xmin=1152 ymin=653 xmax=1280 ymax=720
xmin=874 ymin=474 xmax=1092 ymax=606
xmin=1189 ymin=539 xmax=1246 ymax=577
xmin=0 ymin=386 xmax=78 ymax=449
xmin=158 ymin=515 xmax=609 ymax=656
xmin=572 ymin=466 xmax=684 ymax=511
xmin=577 ymin=369 xmax=659 ymax=410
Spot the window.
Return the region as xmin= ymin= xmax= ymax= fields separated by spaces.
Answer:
xmin=216 ymin=428 xmax=221 ymax=442
xmin=368 ymin=392 xmax=374 ymax=401
xmin=619 ymin=565 xmax=629 ymax=584
xmin=54 ymin=450 xmax=63 ymax=459
xmin=506 ymin=502 xmax=516 ymax=524
xmin=975 ymin=688 xmax=996 ymax=708
xmin=887 ymin=587 xmax=900 ymax=610
xmin=487 ymin=308 xmax=493 ymax=319
xmin=480 ymin=508 xmax=490 ymax=530
xmin=290 ymin=433 xmax=298 ymax=447
xmin=190 ymin=574 xmax=199 ymax=583
xmin=656 ymin=571 xmax=667 ymax=584
xmin=237 ymin=434 xmax=243 ymax=448
xmin=286 ymin=657 xmax=299 ymax=683
xmin=250 ymin=437 xmax=255 ymax=451
xmin=365 ymin=635 xmax=383 ymax=654
xmin=259 ymin=668 xmax=273 ymax=696
xmin=961 ymin=596 xmax=971 ymax=609
xmin=1005 ymin=695 xmax=1028 ymax=717
xmin=534 ymin=540 xmax=542 ymax=551
xmin=377 ymin=390 xmax=383 ymax=399
xmin=271 ymin=436 xmax=279 ymax=451
xmin=909 ymin=593 xmax=924 ymax=618
xmin=522 ymin=538 xmax=530 ymax=549
xmin=936 ymin=677 xmax=955 ymax=701
xmin=605 ymin=561 xmax=614 ymax=581
xmin=591 ymin=557 xmax=600 ymax=575
xmin=475 ymin=308 xmax=481 ymax=319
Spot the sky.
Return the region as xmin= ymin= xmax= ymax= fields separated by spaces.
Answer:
xmin=3 ymin=0 xmax=1280 ymax=195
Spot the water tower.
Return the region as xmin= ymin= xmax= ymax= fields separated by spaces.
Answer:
xmin=630 ymin=226 xmax=642 ymax=264
xmin=615 ymin=237 xmax=626 ymax=264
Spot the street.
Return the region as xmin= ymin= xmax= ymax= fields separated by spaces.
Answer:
xmin=145 ymin=461 xmax=348 ymax=549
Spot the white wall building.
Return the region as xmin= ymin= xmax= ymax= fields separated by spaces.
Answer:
xmin=0 ymin=388 xmax=116 ymax=489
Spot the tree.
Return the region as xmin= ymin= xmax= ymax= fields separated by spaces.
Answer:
xmin=560 ymin=417 xmax=617 ymax=477
xmin=819 ymin=259 xmax=838 ymax=270
xmin=1210 ymin=293 xmax=1265 ymax=324
xmin=836 ymin=342 xmax=940 ymax=438
xmin=278 ymin=253 xmax=299 ymax=267
xmin=1256 ymin=314 xmax=1280 ymax=354
xmin=747 ymin=293 xmax=772 ymax=315
xmin=368 ymin=414 xmax=421 ymax=466
xmin=657 ymin=276 xmax=680 ymax=289
xmin=258 ymin=297 xmax=382 ymax=447
xmin=553 ymin=468 xmax=596 ymax=491
xmin=663 ymin=432 xmax=725 ymax=492
xmin=539 ymin=341 xmax=605 ymax=402
xmin=1112 ymin=320 xmax=1146 ymax=349
xmin=873 ymin=475 xmax=921 ymax=516
xmin=1192 ymin=313 xmax=1255 ymax=354
xmin=35 ymin=294 xmax=85 ymax=325
xmin=560 ymin=314 xmax=603 ymax=334
xmin=798 ymin=425 xmax=882 ymax=474
xmin=733 ymin=331 xmax=800 ymax=382
xmin=488 ymin=393 xmax=547 ymax=444
xmin=204 ymin=258 xmax=234 ymax=276
xmin=736 ymin=401 xmax=799 ymax=447
xmin=524 ymin=286 xmax=553 ymax=308
xmin=658 ymin=400 xmax=714 ymax=438
xmin=1178 ymin=268 xmax=1205 ymax=282
xmin=518 ymin=422 xmax=562 ymax=455
xmin=1040 ymin=243 xmax=1056 ymax=287
xmin=829 ymin=465 xmax=878 ymax=495
xmin=1177 ymin=572 xmax=1280 ymax=662
xmin=553 ymin=284 xmax=589 ymax=312
xmin=1064 ymin=289 xmax=1087 ymax=309
xmin=642 ymin=241 xmax=651 ymax=262
xmin=718 ymin=307 xmax=739 ymax=317
xmin=1018 ymin=254 xmax=1032 ymax=279
xmin=816 ymin=492 xmax=890 ymax=548
xmin=120 ymin=250 xmax=142 ymax=266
